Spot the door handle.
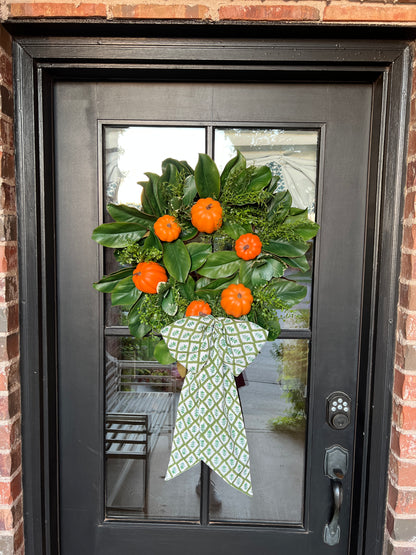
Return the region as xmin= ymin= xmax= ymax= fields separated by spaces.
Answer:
xmin=323 ymin=445 xmax=348 ymax=546
xmin=324 ymin=480 xmax=343 ymax=545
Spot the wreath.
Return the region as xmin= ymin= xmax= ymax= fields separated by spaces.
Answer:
xmin=92 ymin=152 xmax=319 ymax=364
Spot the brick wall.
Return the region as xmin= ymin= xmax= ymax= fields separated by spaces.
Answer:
xmin=1 ymin=3 xmax=416 ymax=555
xmin=0 ymin=24 xmax=22 ymax=555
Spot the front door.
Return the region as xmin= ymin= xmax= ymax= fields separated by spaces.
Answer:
xmin=54 ymin=79 xmax=373 ymax=554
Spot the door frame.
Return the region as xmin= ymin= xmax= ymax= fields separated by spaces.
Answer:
xmin=9 ymin=25 xmax=411 ymax=555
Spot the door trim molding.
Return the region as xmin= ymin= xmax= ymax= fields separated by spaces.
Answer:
xmin=11 ymin=31 xmax=411 ymax=555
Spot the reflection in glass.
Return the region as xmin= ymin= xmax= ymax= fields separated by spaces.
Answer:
xmin=105 ymin=336 xmax=200 ymax=520
xmin=215 ymin=128 xmax=318 ymax=329
xmin=210 ymin=339 xmax=309 ymax=524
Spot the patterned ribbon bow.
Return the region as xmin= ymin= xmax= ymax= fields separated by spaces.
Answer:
xmin=161 ymin=316 xmax=268 ymax=496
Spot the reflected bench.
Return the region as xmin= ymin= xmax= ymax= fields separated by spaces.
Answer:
xmin=105 ymin=357 xmax=177 ymax=513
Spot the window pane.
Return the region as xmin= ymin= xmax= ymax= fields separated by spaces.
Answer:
xmin=105 ymin=335 xmax=200 ymax=521
xmin=210 ymin=338 xmax=309 ymax=524
xmin=214 ymin=128 xmax=318 ymax=330
xmin=103 ymin=126 xmax=206 ymax=327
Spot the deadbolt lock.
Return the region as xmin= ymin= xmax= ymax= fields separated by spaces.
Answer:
xmin=327 ymin=391 xmax=351 ymax=430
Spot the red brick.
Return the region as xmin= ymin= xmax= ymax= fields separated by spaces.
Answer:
xmin=111 ymin=4 xmax=209 ymax=19
xmin=0 ymin=29 xmax=12 ymax=59
xmin=0 ymin=152 xmax=14 ymax=182
xmin=0 ymin=444 xmax=21 ymax=478
xmin=402 ymin=224 xmax=416 ymax=251
xmin=408 ymin=129 xmax=416 ymax=158
xmin=0 ymin=388 xmax=20 ymax=421
xmin=0 ymin=334 xmax=19 ymax=364
xmin=9 ymin=2 xmax=107 ymax=18
xmin=389 ymin=481 xmax=416 ymax=514
xmin=397 ymin=309 xmax=416 ymax=342
xmin=403 ymin=190 xmax=416 ymax=220
xmin=0 ymin=472 xmax=21 ymax=506
xmin=399 ymin=282 xmax=416 ymax=311
xmin=0 ymin=362 xmax=20 ymax=393
xmin=391 ymin=426 xmax=416 ymax=458
xmin=219 ymin=5 xmax=319 ymax=21
xmin=0 ymin=419 xmax=20 ymax=451
xmin=0 ymin=276 xmax=18 ymax=303
xmin=0 ymin=120 xmax=13 ymax=152
xmin=393 ymin=400 xmax=416 ymax=430
xmin=390 ymin=453 xmax=416 ymax=487
xmin=324 ymin=5 xmax=416 ymax=22
xmin=13 ymin=520 xmax=23 ymax=551
xmin=394 ymin=369 xmax=416 ymax=400
xmin=400 ymin=252 xmax=416 ymax=280
xmin=0 ymin=86 xmax=13 ymax=120
xmin=0 ymin=246 xmax=17 ymax=273
xmin=0 ymin=54 xmax=12 ymax=90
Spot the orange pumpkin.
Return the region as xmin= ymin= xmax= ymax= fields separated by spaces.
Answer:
xmin=191 ymin=198 xmax=223 ymax=234
xmin=185 ymin=300 xmax=212 ymax=317
xmin=154 ymin=215 xmax=181 ymax=242
xmin=132 ymin=261 xmax=167 ymax=294
xmin=221 ymin=283 xmax=253 ymax=318
xmin=235 ymin=233 xmax=262 ymax=260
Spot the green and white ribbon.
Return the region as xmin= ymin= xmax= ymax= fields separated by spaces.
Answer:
xmin=161 ymin=316 xmax=268 ymax=496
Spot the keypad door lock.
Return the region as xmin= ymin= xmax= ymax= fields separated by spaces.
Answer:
xmin=327 ymin=391 xmax=351 ymax=430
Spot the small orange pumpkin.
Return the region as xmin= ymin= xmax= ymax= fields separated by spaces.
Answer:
xmin=154 ymin=215 xmax=181 ymax=242
xmin=221 ymin=283 xmax=253 ymax=318
xmin=132 ymin=261 xmax=167 ymax=294
xmin=191 ymin=198 xmax=223 ymax=234
xmin=185 ymin=300 xmax=212 ymax=317
xmin=235 ymin=233 xmax=262 ymax=260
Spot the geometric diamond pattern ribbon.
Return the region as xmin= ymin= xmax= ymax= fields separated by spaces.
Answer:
xmin=161 ymin=316 xmax=268 ymax=496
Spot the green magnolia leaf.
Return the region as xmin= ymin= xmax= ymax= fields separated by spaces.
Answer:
xmin=111 ymin=276 xmax=141 ymax=307
xmin=93 ymin=267 xmax=135 ymax=293
xmin=145 ymin=172 xmax=166 ymax=216
xmin=280 ymin=255 xmax=310 ymax=273
xmin=247 ymin=166 xmax=272 ymax=192
xmin=107 ymin=204 xmax=156 ymax=225
xmin=221 ymin=220 xmax=251 ymax=240
xmin=163 ymin=239 xmax=191 ymax=282
xmin=221 ymin=150 xmax=246 ymax=186
xmin=178 ymin=276 xmax=195 ymax=301
xmin=180 ymin=222 xmax=198 ymax=241
xmin=141 ymin=179 xmax=161 ymax=217
xmin=195 ymin=277 xmax=211 ymax=290
xmin=267 ymin=258 xmax=285 ymax=278
xmin=128 ymin=297 xmax=151 ymax=338
xmin=154 ymin=339 xmax=176 ymax=365
xmin=267 ymin=190 xmax=292 ymax=222
xmin=143 ymin=230 xmax=162 ymax=251
xmin=187 ymin=243 xmax=212 ymax=271
xmin=92 ymin=222 xmax=147 ymax=248
xmin=162 ymin=288 xmax=178 ymax=316
xmin=183 ymin=175 xmax=197 ymax=206
xmin=268 ymin=278 xmax=307 ymax=308
xmin=199 ymin=251 xmax=241 ymax=278
xmin=162 ymin=158 xmax=193 ymax=176
xmin=263 ymin=237 xmax=309 ymax=258
xmin=240 ymin=260 xmax=277 ymax=288
xmin=285 ymin=208 xmax=309 ymax=224
xmin=196 ymin=275 xmax=239 ymax=299
xmin=293 ymin=221 xmax=320 ymax=241
xmin=195 ymin=154 xmax=220 ymax=199
xmin=265 ymin=175 xmax=280 ymax=194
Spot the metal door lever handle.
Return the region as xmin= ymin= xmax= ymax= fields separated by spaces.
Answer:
xmin=323 ymin=480 xmax=343 ymax=546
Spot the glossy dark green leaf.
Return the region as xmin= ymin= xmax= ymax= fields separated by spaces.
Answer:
xmin=178 ymin=276 xmax=195 ymax=301
xmin=194 ymin=153 xmax=220 ymax=199
xmin=199 ymin=251 xmax=241 ymax=278
xmin=154 ymin=339 xmax=176 ymax=365
xmin=143 ymin=230 xmax=162 ymax=251
xmin=267 ymin=190 xmax=292 ymax=221
xmin=183 ymin=175 xmax=197 ymax=206
xmin=267 ymin=258 xmax=285 ymax=278
xmin=196 ymin=275 xmax=239 ymax=299
xmin=141 ymin=179 xmax=161 ymax=217
xmin=128 ymin=297 xmax=151 ymax=338
xmin=145 ymin=172 xmax=166 ymax=216
xmin=220 ymin=150 xmax=246 ymax=186
xmin=280 ymin=255 xmax=310 ymax=273
xmin=162 ymin=288 xmax=178 ymax=316
xmin=247 ymin=165 xmax=272 ymax=192
xmin=107 ymin=203 xmax=156 ymax=225
xmin=195 ymin=277 xmax=211 ymax=290
xmin=163 ymin=239 xmax=191 ymax=283
xmin=180 ymin=222 xmax=198 ymax=241
xmin=162 ymin=158 xmax=193 ymax=176
xmin=93 ymin=267 xmax=135 ymax=293
xmin=265 ymin=175 xmax=280 ymax=194
xmin=92 ymin=222 xmax=147 ymax=248
xmin=252 ymin=261 xmax=276 ymax=286
xmin=268 ymin=278 xmax=307 ymax=308
xmin=263 ymin=237 xmax=309 ymax=258
xmin=187 ymin=243 xmax=212 ymax=271
xmin=111 ymin=276 xmax=141 ymax=307
xmin=221 ymin=220 xmax=251 ymax=240
xmin=293 ymin=221 xmax=320 ymax=241
xmin=285 ymin=208 xmax=309 ymax=224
